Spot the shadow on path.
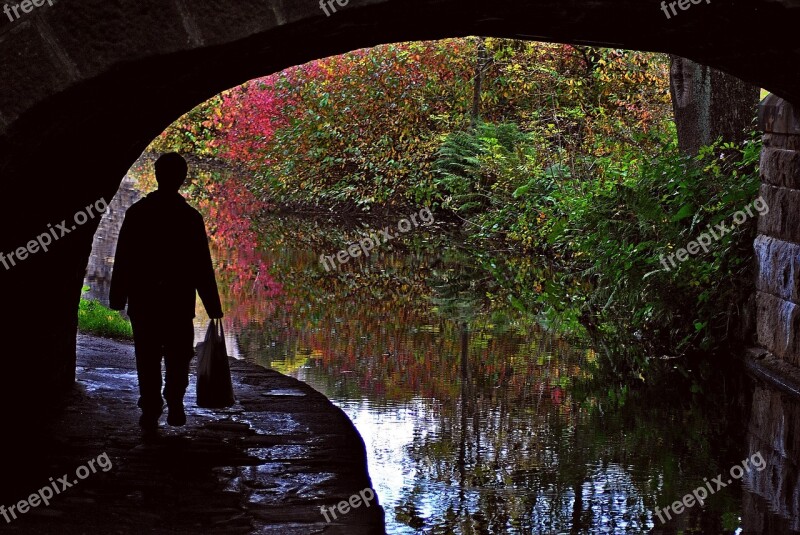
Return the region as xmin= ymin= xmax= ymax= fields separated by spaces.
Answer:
xmin=0 ymin=335 xmax=385 ymax=534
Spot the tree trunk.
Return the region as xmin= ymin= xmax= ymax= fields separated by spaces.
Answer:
xmin=470 ymin=37 xmax=489 ymax=129
xmin=669 ymin=56 xmax=760 ymax=156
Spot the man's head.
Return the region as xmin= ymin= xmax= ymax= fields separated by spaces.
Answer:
xmin=154 ymin=153 xmax=188 ymax=192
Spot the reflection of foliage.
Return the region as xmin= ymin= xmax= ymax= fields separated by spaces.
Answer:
xmin=215 ymin=213 xmax=751 ymax=533
xmin=224 ymin=215 xmax=587 ymax=404
xmin=429 ymin=246 xmax=491 ymax=325
xmin=384 ymin=354 xmax=750 ymax=533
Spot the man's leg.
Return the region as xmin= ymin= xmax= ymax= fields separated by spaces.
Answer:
xmin=130 ymin=315 xmax=164 ymax=428
xmin=163 ymin=318 xmax=195 ymax=426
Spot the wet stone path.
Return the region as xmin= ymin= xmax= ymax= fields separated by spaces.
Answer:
xmin=1 ymin=335 xmax=385 ymax=534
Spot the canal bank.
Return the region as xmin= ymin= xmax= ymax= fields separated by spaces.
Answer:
xmin=2 ymin=334 xmax=384 ymax=534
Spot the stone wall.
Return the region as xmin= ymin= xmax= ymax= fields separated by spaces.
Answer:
xmin=756 ymin=95 xmax=800 ymax=367
xmin=83 ymin=175 xmax=141 ymax=306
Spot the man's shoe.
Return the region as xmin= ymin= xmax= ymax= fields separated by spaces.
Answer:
xmin=167 ymin=403 xmax=186 ymax=427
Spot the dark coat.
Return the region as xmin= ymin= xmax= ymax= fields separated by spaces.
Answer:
xmin=109 ymin=189 xmax=223 ymax=319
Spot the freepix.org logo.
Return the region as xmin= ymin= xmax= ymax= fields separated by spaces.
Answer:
xmin=0 ymin=452 xmax=113 ymax=524
xmin=0 ymin=198 xmax=108 ymax=271
xmin=654 ymin=451 xmax=766 ymax=524
xmin=3 ymin=0 xmax=56 ymax=23
xmin=319 ymin=0 xmax=349 ymax=17
xmin=659 ymin=196 xmax=768 ymax=272
xmin=660 ymin=0 xmax=711 ymax=19
xmin=319 ymin=207 xmax=434 ymax=272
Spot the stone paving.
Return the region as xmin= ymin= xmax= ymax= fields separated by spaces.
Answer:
xmin=0 ymin=335 xmax=385 ymax=534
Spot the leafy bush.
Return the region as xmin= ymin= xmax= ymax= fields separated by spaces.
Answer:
xmin=151 ymin=39 xmax=671 ymax=213
xmin=432 ymin=120 xmax=762 ymax=379
xmin=78 ymin=288 xmax=133 ymax=339
xmin=558 ymin=135 xmax=762 ymax=376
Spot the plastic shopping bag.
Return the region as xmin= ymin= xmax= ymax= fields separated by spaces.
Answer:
xmin=196 ymin=319 xmax=235 ymax=408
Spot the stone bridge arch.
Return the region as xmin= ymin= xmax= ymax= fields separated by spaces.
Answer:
xmin=1 ymin=0 xmax=799 ymax=406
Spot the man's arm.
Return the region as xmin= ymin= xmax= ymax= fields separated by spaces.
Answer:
xmin=195 ymin=216 xmax=223 ymax=319
xmin=109 ymin=214 xmax=132 ymax=311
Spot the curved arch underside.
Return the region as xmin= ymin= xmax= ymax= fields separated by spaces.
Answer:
xmin=1 ymin=0 xmax=799 ymax=401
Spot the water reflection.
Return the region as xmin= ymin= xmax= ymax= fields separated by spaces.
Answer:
xmin=85 ymin=165 xmax=800 ymax=534
xmin=744 ymin=385 xmax=800 ymax=534
xmin=224 ymin=217 xmax=795 ymax=534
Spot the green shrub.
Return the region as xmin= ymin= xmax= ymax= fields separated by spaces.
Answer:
xmin=433 ymin=122 xmax=762 ymax=382
xmin=78 ymin=288 xmax=133 ymax=339
xmin=561 ymin=135 xmax=762 ymax=377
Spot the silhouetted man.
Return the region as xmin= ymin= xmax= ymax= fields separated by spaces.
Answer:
xmin=110 ymin=153 xmax=223 ymax=430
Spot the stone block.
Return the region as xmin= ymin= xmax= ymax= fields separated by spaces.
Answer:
xmin=756 ymin=291 xmax=800 ymax=366
xmin=44 ymin=0 xmax=191 ymax=77
xmin=759 ymin=94 xmax=800 ymax=135
xmin=758 ymin=184 xmax=800 ymax=245
xmin=177 ymin=0 xmax=279 ymax=46
xmin=0 ymin=23 xmax=75 ymax=122
xmin=754 ymin=235 xmax=800 ymax=303
xmin=760 ymin=146 xmax=800 ymax=189
xmin=763 ymin=133 xmax=800 ymax=151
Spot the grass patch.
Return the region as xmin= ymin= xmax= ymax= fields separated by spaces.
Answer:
xmin=79 ymin=290 xmax=133 ymax=339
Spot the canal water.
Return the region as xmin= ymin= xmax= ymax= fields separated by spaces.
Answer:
xmin=85 ymin=169 xmax=800 ymax=534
